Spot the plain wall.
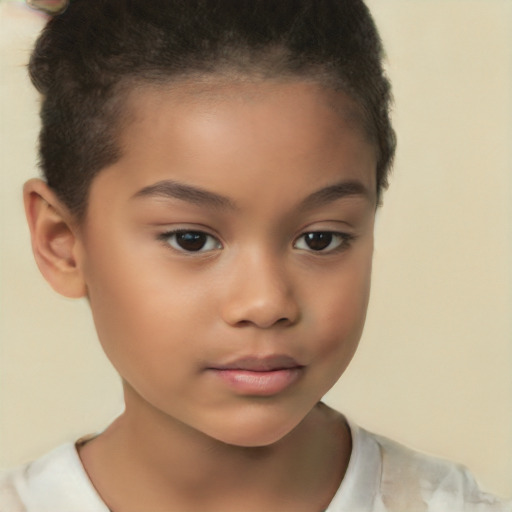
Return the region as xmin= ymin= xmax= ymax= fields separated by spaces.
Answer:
xmin=1 ymin=0 xmax=511 ymax=498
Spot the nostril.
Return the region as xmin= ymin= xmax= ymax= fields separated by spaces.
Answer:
xmin=270 ymin=317 xmax=297 ymax=329
xmin=220 ymin=264 xmax=300 ymax=329
xmin=232 ymin=316 xmax=295 ymax=329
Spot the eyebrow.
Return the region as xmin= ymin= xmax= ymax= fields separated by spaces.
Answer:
xmin=132 ymin=180 xmax=236 ymax=210
xmin=132 ymin=178 xmax=372 ymax=211
xmin=298 ymin=180 xmax=373 ymax=211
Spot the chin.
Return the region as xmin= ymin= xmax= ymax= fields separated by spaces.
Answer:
xmin=203 ymin=410 xmax=307 ymax=448
xmin=213 ymin=430 xmax=293 ymax=449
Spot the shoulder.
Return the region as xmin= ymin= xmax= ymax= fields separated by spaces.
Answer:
xmin=0 ymin=469 xmax=25 ymax=512
xmin=360 ymin=424 xmax=511 ymax=512
xmin=0 ymin=444 xmax=109 ymax=512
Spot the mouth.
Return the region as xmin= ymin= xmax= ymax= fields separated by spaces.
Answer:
xmin=212 ymin=354 xmax=302 ymax=372
xmin=207 ymin=355 xmax=305 ymax=396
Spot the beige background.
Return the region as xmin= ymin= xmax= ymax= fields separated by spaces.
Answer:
xmin=1 ymin=0 xmax=511 ymax=498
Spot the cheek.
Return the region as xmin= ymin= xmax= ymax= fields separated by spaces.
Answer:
xmin=81 ymin=243 xmax=181 ymax=369
xmin=307 ymin=250 xmax=373 ymax=374
xmin=81 ymin=237 xmax=224 ymax=404
xmin=87 ymin=280 xmax=194 ymax=407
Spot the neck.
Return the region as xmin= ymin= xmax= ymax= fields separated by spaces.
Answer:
xmin=78 ymin=387 xmax=351 ymax=512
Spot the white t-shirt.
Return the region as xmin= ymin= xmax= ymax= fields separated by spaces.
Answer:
xmin=1 ymin=422 xmax=510 ymax=512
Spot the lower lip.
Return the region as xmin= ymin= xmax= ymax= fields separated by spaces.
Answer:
xmin=210 ymin=368 xmax=303 ymax=396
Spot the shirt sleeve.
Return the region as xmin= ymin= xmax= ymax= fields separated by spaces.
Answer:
xmin=375 ymin=431 xmax=512 ymax=512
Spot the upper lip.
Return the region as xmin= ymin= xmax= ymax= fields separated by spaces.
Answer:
xmin=210 ymin=355 xmax=303 ymax=372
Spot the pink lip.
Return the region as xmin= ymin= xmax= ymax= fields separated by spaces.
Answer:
xmin=208 ymin=355 xmax=304 ymax=396
xmin=212 ymin=355 xmax=302 ymax=372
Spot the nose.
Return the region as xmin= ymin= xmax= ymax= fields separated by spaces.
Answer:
xmin=220 ymin=250 xmax=300 ymax=329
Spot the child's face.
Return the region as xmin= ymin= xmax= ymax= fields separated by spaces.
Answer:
xmin=76 ymin=80 xmax=377 ymax=446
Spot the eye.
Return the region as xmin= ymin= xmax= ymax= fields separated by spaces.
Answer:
xmin=293 ymin=231 xmax=353 ymax=253
xmin=161 ymin=230 xmax=222 ymax=253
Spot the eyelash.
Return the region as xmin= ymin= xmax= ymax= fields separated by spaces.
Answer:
xmin=294 ymin=231 xmax=355 ymax=253
xmin=158 ymin=229 xmax=355 ymax=254
xmin=158 ymin=230 xmax=222 ymax=253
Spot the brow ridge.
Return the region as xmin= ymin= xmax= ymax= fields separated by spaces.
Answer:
xmin=132 ymin=180 xmax=236 ymax=210
xmin=299 ymin=180 xmax=372 ymax=211
xmin=132 ymin=178 xmax=371 ymax=212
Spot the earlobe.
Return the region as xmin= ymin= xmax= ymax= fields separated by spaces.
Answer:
xmin=23 ymin=178 xmax=87 ymax=298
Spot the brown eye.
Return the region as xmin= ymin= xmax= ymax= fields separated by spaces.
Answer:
xmin=304 ymin=232 xmax=333 ymax=251
xmin=176 ymin=232 xmax=207 ymax=251
xmin=163 ymin=231 xmax=222 ymax=253
xmin=294 ymin=232 xmax=352 ymax=253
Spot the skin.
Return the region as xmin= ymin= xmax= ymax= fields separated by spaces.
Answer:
xmin=24 ymin=79 xmax=377 ymax=511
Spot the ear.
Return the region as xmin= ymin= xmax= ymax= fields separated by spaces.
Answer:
xmin=23 ymin=178 xmax=87 ymax=298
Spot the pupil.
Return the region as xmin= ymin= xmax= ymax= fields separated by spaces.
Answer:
xmin=177 ymin=232 xmax=206 ymax=251
xmin=305 ymin=232 xmax=332 ymax=251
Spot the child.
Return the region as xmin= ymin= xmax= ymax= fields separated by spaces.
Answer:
xmin=0 ymin=0 xmax=510 ymax=510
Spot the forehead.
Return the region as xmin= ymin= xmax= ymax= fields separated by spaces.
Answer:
xmin=90 ymin=79 xmax=377 ymax=213
xmin=125 ymin=77 xmax=371 ymax=146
